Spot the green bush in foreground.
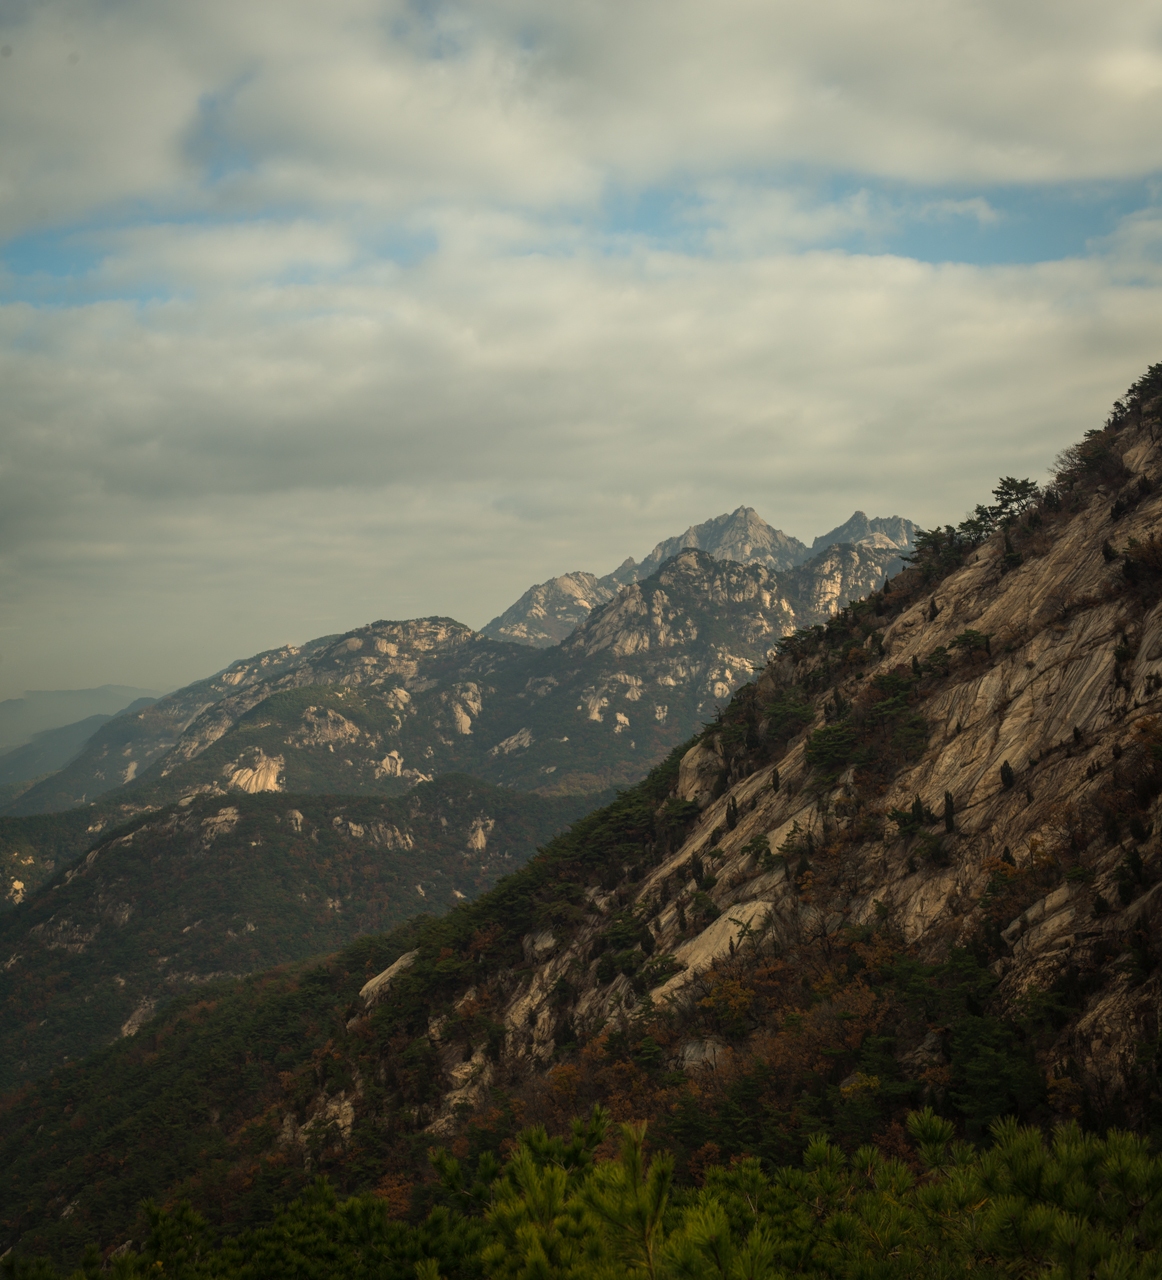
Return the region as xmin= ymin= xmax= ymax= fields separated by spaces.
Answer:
xmin=7 ymin=1104 xmax=1161 ymax=1280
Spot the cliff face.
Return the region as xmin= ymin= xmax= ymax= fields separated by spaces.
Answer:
xmin=367 ymin=402 xmax=1162 ymax=1132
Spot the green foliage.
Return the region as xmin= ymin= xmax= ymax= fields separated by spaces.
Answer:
xmin=888 ymin=794 xmax=936 ymax=839
xmin=922 ymin=645 xmax=950 ymax=676
xmin=14 ymin=1106 xmax=1162 ymax=1280
xmin=0 ymin=808 xmax=108 ymax=910
xmin=739 ymin=834 xmax=773 ymax=871
xmin=949 ymin=629 xmax=991 ymax=655
xmin=805 ymin=724 xmax=860 ymax=779
xmin=0 ymin=778 xmax=591 ymax=1091
xmin=761 ymin=693 xmax=814 ymax=743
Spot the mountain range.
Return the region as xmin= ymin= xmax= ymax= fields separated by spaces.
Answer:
xmin=1 ymin=509 xmax=912 ymax=875
xmin=480 ymin=506 xmax=913 ymax=647
xmin=1 ymin=365 xmax=1159 ymax=1270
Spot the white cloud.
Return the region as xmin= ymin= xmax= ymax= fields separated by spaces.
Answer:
xmin=3 ymin=226 xmax=1161 ymax=694
xmin=2 ymin=0 xmax=1162 ymax=243
xmin=2 ymin=0 xmax=1162 ymax=697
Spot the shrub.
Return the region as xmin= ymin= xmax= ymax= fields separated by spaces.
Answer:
xmin=805 ymin=724 xmax=860 ymax=777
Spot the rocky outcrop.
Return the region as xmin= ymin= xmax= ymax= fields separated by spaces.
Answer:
xmin=359 ymin=949 xmax=419 ymax=1010
xmin=224 ymin=751 xmax=284 ymax=794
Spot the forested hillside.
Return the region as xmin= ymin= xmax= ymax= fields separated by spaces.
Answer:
xmin=0 ymin=778 xmax=592 ymax=1089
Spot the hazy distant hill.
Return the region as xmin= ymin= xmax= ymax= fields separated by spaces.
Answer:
xmin=0 ymin=686 xmax=162 ymax=752
xmin=0 ymin=700 xmax=158 ymax=794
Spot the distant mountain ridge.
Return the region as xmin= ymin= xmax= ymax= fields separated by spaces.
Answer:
xmin=810 ymin=510 xmax=915 ymax=554
xmin=480 ymin=506 xmax=913 ymax=648
xmin=0 ymin=700 xmax=159 ymax=793
xmin=3 ymin=538 xmax=907 ymax=846
xmin=0 ymin=686 xmax=163 ymax=752
xmin=0 ymin=508 xmax=910 ymax=820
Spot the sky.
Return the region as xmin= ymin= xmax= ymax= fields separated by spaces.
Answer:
xmin=2 ymin=0 xmax=1162 ymax=701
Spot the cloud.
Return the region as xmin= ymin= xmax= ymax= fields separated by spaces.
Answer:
xmin=3 ymin=0 xmax=1162 ymax=243
xmin=2 ymin=0 xmax=1162 ymax=697
xmin=3 ymin=232 xmax=1159 ymax=619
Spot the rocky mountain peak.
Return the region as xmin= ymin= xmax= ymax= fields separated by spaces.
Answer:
xmin=482 ymin=505 xmax=915 ymax=649
xmin=810 ymin=510 xmax=915 ymax=553
xmin=624 ymin=505 xmax=809 ymax=581
xmin=475 ymin=572 xmax=611 ymax=648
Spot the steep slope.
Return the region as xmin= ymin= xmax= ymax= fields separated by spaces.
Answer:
xmin=481 ymin=505 xmax=914 ymax=647
xmin=0 ymin=777 xmax=589 ymax=1091
xmin=0 ymin=809 xmax=102 ymax=909
xmin=465 ymin=386 xmax=1162 ymax=1128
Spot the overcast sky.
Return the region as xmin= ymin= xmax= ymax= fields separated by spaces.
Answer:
xmin=2 ymin=0 xmax=1161 ymax=700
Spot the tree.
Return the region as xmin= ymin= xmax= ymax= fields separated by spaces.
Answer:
xmin=991 ymin=477 xmax=1039 ymax=524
